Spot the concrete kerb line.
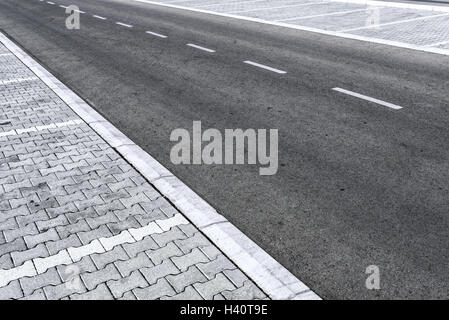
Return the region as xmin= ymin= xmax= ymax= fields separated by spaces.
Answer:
xmin=0 ymin=32 xmax=320 ymax=300
xmin=130 ymin=0 xmax=449 ymax=56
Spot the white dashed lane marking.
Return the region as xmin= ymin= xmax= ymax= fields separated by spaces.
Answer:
xmin=146 ymin=30 xmax=168 ymax=38
xmin=333 ymin=87 xmax=403 ymax=110
xmin=243 ymin=60 xmax=287 ymax=74
xmin=46 ymin=1 xmax=55 ymax=4
xmin=93 ymin=15 xmax=107 ymax=20
xmin=59 ymin=5 xmax=67 ymax=8
xmin=116 ymin=22 xmax=133 ymax=28
xmin=186 ymin=43 xmax=216 ymax=53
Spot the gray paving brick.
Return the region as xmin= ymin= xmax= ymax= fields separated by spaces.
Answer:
xmin=20 ymin=267 xmax=61 ymax=296
xmin=16 ymin=211 xmax=47 ymax=228
xmin=91 ymin=246 xmax=129 ymax=269
xmin=0 ymin=205 xmax=29 ymax=223
xmin=57 ymin=256 xmax=97 ymax=282
xmin=65 ymin=208 xmax=98 ymax=225
xmin=107 ymin=216 xmax=140 ymax=235
xmin=0 ymin=253 xmax=13 ymax=269
xmin=11 ymin=243 xmax=49 ymax=267
xmin=140 ymin=259 xmax=180 ymax=285
xmin=122 ymin=236 xmax=158 ymax=258
xmin=161 ymin=285 xmax=203 ymax=300
xmin=222 ymin=281 xmax=266 ymax=300
xmin=151 ymin=227 xmax=187 ymax=247
xmin=81 ymin=263 xmax=121 ymax=290
xmin=175 ymin=232 xmax=210 ymax=254
xmin=194 ymin=273 xmax=236 ymax=300
xmin=107 ymin=270 xmax=148 ymax=299
xmin=36 ymin=214 xmax=68 ymax=232
xmin=172 ymin=248 xmax=209 ymax=272
xmin=166 ymin=266 xmax=208 ymax=293
xmin=146 ymin=242 xmax=182 ymax=265
xmin=77 ymin=225 xmax=112 ymax=245
xmin=86 ymin=211 xmax=118 ymax=229
xmin=0 ymin=237 xmax=26 ymax=256
xmin=115 ymin=252 xmax=153 ymax=277
xmin=24 ymin=228 xmax=59 ymax=248
xmin=197 ymin=254 xmax=236 ymax=280
xmin=70 ymin=283 xmax=114 ymax=300
xmin=43 ymin=280 xmax=86 ymax=300
xmin=0 ymin=216 xmax=18 ymax=232
xmin=223 ymin=269 xmax=249 ymax=288
xmin=20 ymin=288 xmax=46 ymax=300
xmin=0 ymin=280 xmax=23 ymax=300
xmin=56 ymin=219 xmax=90 ymax=239
xmin=46 ymin=234 xmax=82 ymax=255
xmin=94 ymin=199 xmax=125 ymax=216
xmin=133 ymin=278 xmax=175 ymax=300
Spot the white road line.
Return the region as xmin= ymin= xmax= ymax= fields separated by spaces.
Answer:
xmin=0 ymin=53 xmax=12 ymax=57
xmin=0 ymin=119 xmax=84 ymax=138
xmin=46 ymin=1 xmax=55 ymax=4
xmin=243 ymin=60 xmax=286 ymax=74
xmin=74 ymin=9 xmax=86 ymax=14
xmin=277 ymin=9 xmax=367 ymax=22
xmin=93 ymin=15 xmax=107 ymax=20
xmin=341 ymin=13 xmax=449 ymax=32
xmin=332 ymin=87 xmax=403 ymax=110
xmin=59 ymin=5 xmax=67 ymax=8
xmin=229 ymin=2 xmax=328 ymax=14
xmin=0 ymin=77 xmax=38 ymax=85
xmin=146 ymin=30 xmax=167 ymax=38
xmin=186 ymin=43 xmax=216 ymax=53
xmin=116 ymin=22 xmax=133 ymax=28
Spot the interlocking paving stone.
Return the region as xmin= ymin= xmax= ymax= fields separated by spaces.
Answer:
xmin=0 ymin=42 xmax=266 ymax=300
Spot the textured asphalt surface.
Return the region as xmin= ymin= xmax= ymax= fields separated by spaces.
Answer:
xmin=1 ymin=0 xmax=448 ymax=299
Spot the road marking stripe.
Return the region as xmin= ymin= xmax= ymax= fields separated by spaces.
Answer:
xmin=146 ymin=30 xmax=167 ymax=38
xmin=0 ymin=214 xmax=188 ymax=287
xmin=332 ymin=87 xmax=402 ymax=110
xmin=0 ymin=53 xmax=12 ymax=57
xmin=93 ymin=15 xmax=107 ymax=20
xmin=341 ymin=13 xmax=449 ymax=32
xmin=46 ymin=1 xmax=55 ymax=4
xmin=243 ymin=60 xmax=286 ymax=74
xmin=229 ymin=2 xmax=328 ymax=14
xmin=0 ymin=77 xmax=38 ymax=85
xmin=59 ymin=5 xmax=67 ymax=8
xmin=116 ymin=22 xmax=133 ymax=28
xmin=186 ymin=43 xmax=216 ymax=53
xmin=74 ymin=9 xmax=86 ymax=13
xmin=0 ymin=119 xmax=83 ymax=138
xmin=277 ymin=9 xmax=367 ymax=22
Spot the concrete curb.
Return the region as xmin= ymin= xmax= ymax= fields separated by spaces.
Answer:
xmin=131 ymin=0 xmax=449 ymax=56
xmin=0 ymin=32 xmax=321 ymax=300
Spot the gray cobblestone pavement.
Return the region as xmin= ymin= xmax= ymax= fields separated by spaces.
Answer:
xmin=0 ymin=43 xmax=267 ymax=300
xmin=144 ymin=0 xmax=449 ymax=52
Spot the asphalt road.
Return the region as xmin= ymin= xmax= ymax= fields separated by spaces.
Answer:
xmin=1 ymin=0 xmax=448 ymax=299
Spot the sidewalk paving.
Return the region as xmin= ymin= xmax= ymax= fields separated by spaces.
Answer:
xmin=0 ymin=42 xmax=268 ymax=300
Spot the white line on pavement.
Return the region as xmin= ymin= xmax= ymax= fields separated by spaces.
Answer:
xmin=229 ymin=2 xmax=328 ymax=14
xmin=46 ymin=1 xmax=55 ymax=4
xmin=277 ymin=9 xmax=367 ymax=22
xmin=0 ymin=77 xmax=38 ymax=85
xmin=0 ymin=53 xmax=12 ymax=57
xmin=146 ymin=30 xmax=167 ymax=38
xmin=341 ymin=13 xmax=449 ymax=32
xmin=74 ymin=9 xmax=86 ymax=14
xmin=116 ymin=22 xmax=133 ymax=28
xmin=0 ymin=119 xmax=84 ymax=138
xmin=93 ymin=15 xmax=107 ymax=20
xmin=243 ymin=60 xmax=287 ymax=74
xmin=332 ymin=87 xmax=403 ymax=110
xmin=59 ymin=5 xmax=67 ymax=8
xmin=186 ymin=43 xmax=216 ymax=53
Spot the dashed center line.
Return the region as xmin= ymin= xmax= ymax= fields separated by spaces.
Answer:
xmin=46 ymin=1 xmax=55 ymax=4
xmin=116 ymin=22 xmax=133 ymax=28
xmin=186 ymin=43 xmax=216 ymax=53
xmin=243 ymin=60 xmax=287 ymax=74
xmin=146 ymin=31 xmax=168 ymax=38
xmin=332 ymin=87 xmax=403 ymax=110
xmin=93 ymin=15 xmax=107 ymax=20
